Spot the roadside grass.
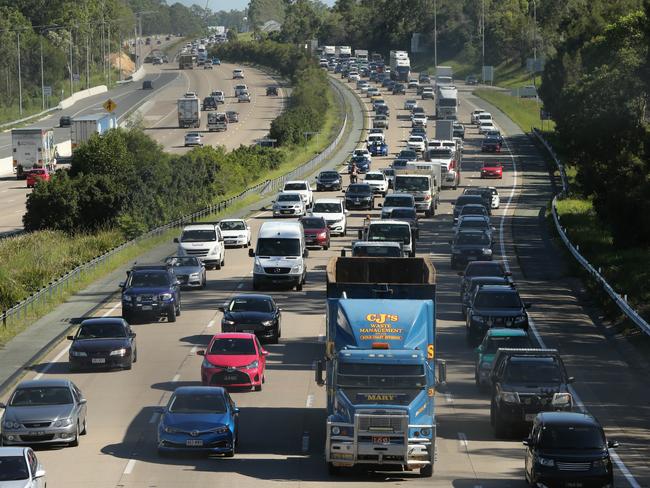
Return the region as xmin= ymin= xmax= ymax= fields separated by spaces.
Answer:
xmin=473 ymin=88 xmax=554 ymax=133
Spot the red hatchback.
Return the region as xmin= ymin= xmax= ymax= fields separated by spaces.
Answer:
xmin=198 ymin=333 xmax=268 ymax=391
xmin=26 ymin=168 xmax=51 ymax=188
xmin=480 ymin=161 xmax=503 ymax=179
xmin=300 ymin=216 xmax=330 ymax=250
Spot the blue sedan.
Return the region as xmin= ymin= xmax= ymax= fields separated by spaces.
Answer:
xmin=368 ymin=141 xmax=388 ymax=156
xmin=157 ymin=386 xmax=239 ymax=457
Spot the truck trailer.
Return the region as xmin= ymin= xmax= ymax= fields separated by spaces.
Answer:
xmin=179 ymin=54 xmax=194 ymax=69
xmin=316 ymin=257 xmax=446 ymax=477
xmin=11 ymin=128 xmax=57 ymax=179
xmin=389 ymin=50 xmax=411 ymax=81
xmin=70 ymin=114 xmax=117 ymax=151
xmin=177 ymin=97 xmax=201 ymax=128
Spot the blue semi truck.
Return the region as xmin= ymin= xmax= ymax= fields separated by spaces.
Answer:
xmin=316 ymin=257 xmax=446 ymax=477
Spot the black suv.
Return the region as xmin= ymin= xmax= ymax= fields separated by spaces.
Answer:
xmin=392 ymin=83 xmax=406 ymax=95
xmin=202 ymin=96 xmax=218 ymax=111
xmin=490 ymin=348 xmax=574 ymax=437
xmin=458 ymin=260 xmax=512 ymax=298
xmin=463 ymin=187 xmax=493 ymax=211
xmin=524 ymin=412 xmax=618 ymax=488
xmin=344 ymin=183 xmax=374 ymax=210
xmin=461 ymin=275 xmax=512 ymax=318
xmin=266 ymin=86 xmax=279 ymax=96
xmin=453 ymin=194 xmax=490 ymax=222
xmin=316 ymin=170 xmax=342 ymax=191
xmin=450 ymin=230 xmax=494 ymax=269
xmin=120 ymin=264 xmax=181 ymax=323
xmin=465 ymin=284 xmax=530 ymax=343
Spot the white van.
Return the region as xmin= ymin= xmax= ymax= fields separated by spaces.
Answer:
xmin=174 ymin=223 xmax=225 ymax=270
xmin=249 ymin=221 xmax=308 ymax=291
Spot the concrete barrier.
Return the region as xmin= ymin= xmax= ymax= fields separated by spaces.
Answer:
xmin=58 ymin=85 xmax=108 ymax=110
xmin=131 ymin=66 xmax=146 ymax=82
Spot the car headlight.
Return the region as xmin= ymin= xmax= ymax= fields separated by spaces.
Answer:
xmin=223 ymin=319 xmax=235 ymax=325
xmin=110 ymin=348 xmax=127 ymax=357
xmin=201 ymin=358 xmax=215 ymax=368
xmin=253 ymin=262 xmax=264 ymax=273
xmin=261 ymin=320 xmax=274 ymax=327
xmin=163 ymin=425 xmax=180 ymax=434
xmin=3 ymin=421 xmax=21 ymax=429
xmin=500 ymin=391 xmax=520 ymax=403
xmin=210 ymin=425 xmax=230 ymax=434
xmin=159 ymin=292 xmax=173 ymax=300
xmin=482 ymin=248 xmax=492 ymax=255
xmin=536 ymin=456 xmax=555 ymax=467
xmin=53 ymin=418 xmax=73 ymax=428
xmin=514 ymin=315 xmax=527 ymax=323
xmin=122 ymin=295 xmax=132 ymax=302
xmin=70 ymin=350 xmax=87 ymax=357
xmin=244 ymin=360 xmax=259 ymax=370
xmin=209 ymin=246 xmax=219 ymax=255
xmin=189 ymin=272 xmax=200 ymax=279
xmin=471 ymin=314 xmax=486 ymax=323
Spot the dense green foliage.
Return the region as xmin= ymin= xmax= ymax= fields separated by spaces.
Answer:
xmin=247 ymin=0 xmax=287 ymax=28
xmin=213 ymin=39 xmax=330 ymax=146
xmin=23 ymin=129 xmax=283 ymax=237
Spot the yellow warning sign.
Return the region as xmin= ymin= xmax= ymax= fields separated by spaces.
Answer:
xmin=103 ymin=99 xmax=117 ymax=113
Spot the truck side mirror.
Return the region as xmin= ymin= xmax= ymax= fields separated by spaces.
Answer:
xmin=340 ymin=249 xmax=346 ymax=257
xmin=248 ymin=249 xmax=255 ymax=257
xmin=436 ymin=359 xmax=447 ymax=389
xmin=315 ymin=360 xmax=325 ymax=386
xmin=357 ymin=229 xmax=362 ymax=239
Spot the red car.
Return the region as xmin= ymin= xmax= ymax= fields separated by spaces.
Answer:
xmin=480 ymin=161 xmax=503 ymax=179
xmin=26 ymin=168 xmax=51 ymax=188
xmin=300 ymin=216 xmax=330 ymax=250
xmin=198 ymin=333 xmax=268 ymax=391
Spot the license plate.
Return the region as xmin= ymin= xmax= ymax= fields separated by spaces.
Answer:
xmin=29 ymin=431 xmax=45 ymax=436
xmin=525 ymin=414 xmax=537 ymax=422
xmin=186 ymin=439 xmax=203 ymax=447
xmin=372 ymin=436 xmax=390 ymax=445
xmin=224 ymin=374 xmax=238 ymax=381
xmin=141 ymin=305 xmax=153 ymax=311
xmin=467 ymin=256 xmax=477 ymax=261
xmin=92 ymin=358 xmax=106 ymax=364
xmin=281 ymin=210 xmax=291 ymax=214
xmin=566 ymin=483 xmax=583 ymax=488
xmin=243 ymin=330 xmax=255 ymax=333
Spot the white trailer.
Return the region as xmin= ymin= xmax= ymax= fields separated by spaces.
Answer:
xmin=355 ymin=49 xmax=369 ymax=62
xmin=11 ymin=128 xmax=57 ymax=179
xmin=178 ymin=97 xmax=201 ymax=128
xmin=435 ymin=85 xmax=458 ymax=120
xmin=71 ymin=114 xmax=117 ymax=151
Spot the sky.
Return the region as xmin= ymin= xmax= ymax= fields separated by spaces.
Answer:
xmin=175 ymin=0 xmax=336 ymax=11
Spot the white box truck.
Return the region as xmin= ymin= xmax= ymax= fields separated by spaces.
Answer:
xmin=355 ymin=49 xmax=369 ymax=62
xmin=435 ymin=66 xmax=454 ymax=87
xmin=178 ymin=97 xmax=201 ymax=128
xmin=70 ymin=114 xmax=117 ymax=151
xmin=435 ymin=85 xmax=458 ymax=120
xmin=389 ymin=50 xmax=411 ymax=81
xmin=11 ymin=128 xmax=57 ymax=179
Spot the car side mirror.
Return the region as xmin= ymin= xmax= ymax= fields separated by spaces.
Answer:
xmin=262 ymin=349 xmax=269 ymax=356
xmin=197 ymin=350 xmax=205 ymax=356
xmin=248 ymin=249 xmax=255 ymax=257
xmin=118 ymin=282 xmax=125 ymax=289
xmin=79 ymin=398 xmax=87 ymax=404
xmin=567 ymin=376 xmax=575 ymax=384
xmin=67 ymin=335 xmax=75 ymax=340
xmin=34 ymin=468 xmax=46 ymax=479
xmin=607 ymin=440 xmax=619 ymax=449
xmin=303 ymin=249 xmax=309 ymax=258
xmin=173 ymin=237 xmax=179 ymax=243
xmin=315 ymin=359 xmax=325 ymax=386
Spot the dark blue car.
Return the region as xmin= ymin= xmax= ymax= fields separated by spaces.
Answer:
xmin=120 ymin=264 xmax=181 ymax=323
xmin=348 ymin=155 xmax=370 ymax=173
xmin=157 ymin=386 xmax=239 ymax=457
xmin=368 ymin=141 xmax=388 ymax=156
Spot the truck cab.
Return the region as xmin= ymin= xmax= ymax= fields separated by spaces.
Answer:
xmin=393 ymin=164 xmax=441 ymax=217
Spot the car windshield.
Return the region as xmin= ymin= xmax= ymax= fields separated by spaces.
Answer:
xmin=77 ymin=322 xmax=127 ymax=339
xmin=461 ymin=206 xmax=487 ymax=216
xmin=0 ymin=456 xmax=28 ymax=481
xmin=365 ymin=174 xmax=383 ymax=181
xmin=256 ymin=238 xmax=301 ymax=256
xmin=368 ymin=224 xmax=410 ymax=243
xmin=129 ymin=271 xmax=169 ymax=287
xmin=474 ymin=291 xmax=521 ymax=308
xmin=389 ymin=208 xmax=416 ymax=219
xmin=219 ymin=221 xmax=245 ymax=231
xmin=439 ymin=98 xmax=457 ymax=107
xmin=312 ymin=203 xmax=342 ymax=213
xmin=278 ymin=194 xmax=301 ymax=202
xmin=409 ymin=137 xmax=423 ymax=143
xmin=186 ymin=133 xmax=199 ymax=138
xmin=484 ymin=335 xmax=531 ymax=353
xmin=539 ymin=425 xmax=606 ymax=450
xmin=406 ymin=99 xmax=416 ymax=104
xmin=229 ymin=298 xmax=273 ymax=313
xmin=284 ymin=183 xmax=307 ymax=191
xmin=384 ymin=196 xmax=413 ymax=207
xmin=347 ymin=185 xmax=371 ymax=196
xmin=209 ymin=338 xmax=256 ymax=355
xmin=10 ymin=386 xmax=73 ymax=406
xmin=505 ymin=360 xmax=562 ymax=383
xmin=319 ymin=172 xmax=339 ymax=180
xmin=456 ymin=196 xmax=482 ymax=207
xmin=169 ymin=392 xmax=226 ymax=414
xmin=167 ymin=257 xmax=200 ymax=267
xmin=456 ymin=232 xmax=490 ymax=245
xmin=181 ymin=229 xmax=216 ymax=242
xmin=395 ymin=177 xmax=428 ymax=191
xmin=301 ymin=217 xmax=325 ymax=229
xmin=483 ymin=162 xmax=502 ymax=168
xmin=428 ymin=148 xmax=453 ymax=158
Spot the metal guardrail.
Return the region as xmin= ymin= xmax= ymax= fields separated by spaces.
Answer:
xmin=532 ymin=128 xmax=650 ymax=336
xmin=1 ymin=78 xmax=349 ymax=329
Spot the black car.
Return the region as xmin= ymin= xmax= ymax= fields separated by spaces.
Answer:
xmin=524 ymin=412 xmax=618 ymax=488
xmin=120 ymin=264 xmax=181 ymax=323
xmin=465 ymin=284 xmax=530 ymax=343
xmin=481 ymin=134 xmax=502 ymax=152
xmin=453 ymin=194 xmax=490 ymax=222
xmin=59 ymin=116 xmax=71 ymax=128
xmin=219 ymin=294 xmax=281 ymax=343
xmin=392 ymin=83 xmax=406 ymax=95
xmin=458 ymin=260 xmax=512 ymax=298
xmin=397 ymin=149 xmax=418 ymax=161
xmin=465 ymin=75 xmax=479 ymax=85
xmin=490 ymin=348 xmax=574 ymax=437
xmin=266 ymin=86 xmax=279 ymax=96
xmin=383 ymin=207 xmax=419 ymax=239
xmin=344 ymin=183 xmax=374 ymax=210
xmin=68 ymin=318 xmax=137 ymax=371
xmin=461 ymin=275 xmax=512 ymax=318
xmin=202 ymin=96 xmax=218 ymax=111
xmin=463 ymin=187 xmax=493 ymax=210
xmin=452 ymin=121 xmax=465 ymax=139
xmin=142 ymin=80 xmax=153 ymax=90
xmin=316 ymin=170 xmax=342 ymax=191
xmin=375 ymin=104 xmax=390 ymax=117
xmin=450 ymin=230 xmax=494 ymax=269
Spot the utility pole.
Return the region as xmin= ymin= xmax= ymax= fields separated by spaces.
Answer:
xmin=434 ymin=0 xmax=438 ymax=68
xmin=108 ymin=22 xmax=111 ymax=87
xmin=40 ymin=33 xmax=45 ymax=110
xmin=17 ymin=31 xmax=23 ymax=115
xmin=69 ymin=28 xmax=74 ymax=96
xmin=481 ymin=0 xmax=485 ymax=69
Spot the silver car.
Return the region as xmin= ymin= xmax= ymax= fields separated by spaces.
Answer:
xmin=0 ymin=379 xmax=87 ymax=448
xmin=272 ymin=192 xmax=306 ymax=217
xmin=184 ymin=132 xmax=203 ymax=147
xmin=238 ymin=91 xmax=251 ymax=103
xmin=165 ymin=256 xmax=206 ymax=288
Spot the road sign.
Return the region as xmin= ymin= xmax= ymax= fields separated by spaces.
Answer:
xmin=103 ymin=99 xmax=117 ymax=113
xmin=43 ymin=86 xmax=52 ymax=97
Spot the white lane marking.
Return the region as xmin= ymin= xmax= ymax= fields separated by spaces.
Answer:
xmin=102 ymin=302 xmax=121 ymax=317
xmin=148 ymin=412 xmax=160 ymax=424
xmin=465 ymin=97 xmax=641 ymax=488
xmin=318 ymin=333 xmax=325 ymax=342
xmin=445 ymin=393 xmax=454 ymax=404
xmin=172 ymin=374 xmax=180 ymax=383
xmin=301 ymin=432 xmax=310 ymax=452
xmin=190 ymin=346 xmax=198 ymax=354
xmin=123 ymin=459 xmax=136 ymax=475
xmin=306 ymin=394 xmax=314 ymax=408
xmin=34 ymin=346 xmax=70 ymax=380
xmin=207 ymin=319 xmax=215 ymax=328
xmin=458 ymin=432 xmax=468 ymax=449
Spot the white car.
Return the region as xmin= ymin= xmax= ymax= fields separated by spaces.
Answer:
xmin=234 ymin=84 xmax=248 ymax=96
xmin=348 ymin=71 xmax=360 ymax=81
xmin=0 ymin=447 xmax=46 ymax=488
xmin=184 ymin=91 xmax=198 ymax=98
xmin=489 ymin=187 xmax=500 ymax=208
xmin=184 ymin=132 xmax=203 ymax=146
xmin=272 ymin=192 xmax=306 ymax=217
xmin=407 ymin=78 xmax=419 ymax=89
xmin=407 ymin=136 xmax=426 ymax=153
xmin=478 ymin=120 xmax=497 ymax=134
xmin=367 ymin=87 xmax=380 ymax=98
xmin=311 ymin=198 xmax=347 ymax=236
xmin=363 ymin=171 xmax=389 ymax=196
xmin=411 ymin=113 xmax=428 ymax=127
xmin=238 ymin=91 xmax=251 ymax=103
xmin=218 ymin=219 xmax=251 ymax=247
xmin=476 ymin=112 xmax=493 ymax=126
xmin=357 ymin=80 xmax=369 ymax=90
xmin=404 ymin=99 xmax=418 ymax=111
xmin=232 ymin=69 xmax=244 ymax=79
xmin=283 ymin=180 xmax=313 ymax=207
xmin=471 ymin=109 xmax=487 ymax=124
xmin=353 ymin=148 xmax=372 ymax=162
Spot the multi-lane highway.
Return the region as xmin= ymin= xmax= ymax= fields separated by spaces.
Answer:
xmin=0 ymin=59 xmax=287 ymax=234
xmin=1 ymin=70 xmax=649 ymax=488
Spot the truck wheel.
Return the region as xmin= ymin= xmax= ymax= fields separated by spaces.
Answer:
xmin=494 ymin=411 xmax=508 ymax=438
xmin=215 ymin=261 xmax=221 ymax=270
xmin=420 ymin=463 xmax=433 ymax=477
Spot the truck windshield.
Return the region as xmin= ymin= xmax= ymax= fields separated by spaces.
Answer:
xmin=439 ymin=98 xmax=457 ymax=107
xmin=395 ymin=177 xmax=429 ymax=191
xmin=337 ymin=362 xmax=426 ymax=390
xmin=383 ymin=196 xmax=413 ymax=207
xmin=256 ymin=238 xmax=301 ymax=256
xmin=181 ymin=229 xmax=216 ymax=242
xmin=368 ymin=224 xmax=410 ymax=244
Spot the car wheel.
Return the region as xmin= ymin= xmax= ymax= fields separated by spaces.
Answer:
xmin=221 ymin=256 xmax=225 ymax=267
xmin=215 ymin=260 xmax=221 ymax=270
xmin=69 ymin=424 xmax=79 ymax=447
xmin=270 ymin=329 xmax=279 ymax=344
xmin=253 ymin=280 xmax=260 ymax=291
xmin=167 ymin=306 xmax=177 ymax=323
xmin=125 ymin=359 xmax=132 ymax=370
xmin=81 ymin=418 xmax=87 ymax=435
xmin=323 ymin=244 xmax=329 ymax=250
xmin=133 ymin=348 xmax=138 ymax=363
xmin=201 ymin=277 xmax=206 ymax=289
xmin=494 ymin=410 xmax=508 ymax=438
xmin=296 ymin=282 xmax=303 ymax=291
xmin=254 ymin=383 xmax=262 ymax=392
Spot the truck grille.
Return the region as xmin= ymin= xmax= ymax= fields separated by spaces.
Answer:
xmin=185 ymin=249 xmax=209 ymax=257
xmin=264 ymin=267 xmax=290 ymax=274
xmin=356 ymin=411 xmax=407 ymax=433
xmin=557 ymin=461 xmax=592 ymax=471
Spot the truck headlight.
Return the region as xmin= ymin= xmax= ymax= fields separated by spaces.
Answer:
xmin=500 ymin=391 xmax=520 ymax=403
xmin=253 ymin=262 xmax=264 ymax=273
xmin=420 ymin=428 xmax=430 ymax=436
xmin=209 ymin=246 xmax=219 ymax=255
xmin=122 ymin=295 xmax=132 ymax=302
xmin=291 ymin=265 xmax=302 ymax=273
xmin=331 ymin=426 xmax=341 ymax=435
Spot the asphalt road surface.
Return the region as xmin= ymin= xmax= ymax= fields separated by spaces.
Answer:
xmin=1 ymin=72 xmax=648 ymax=488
